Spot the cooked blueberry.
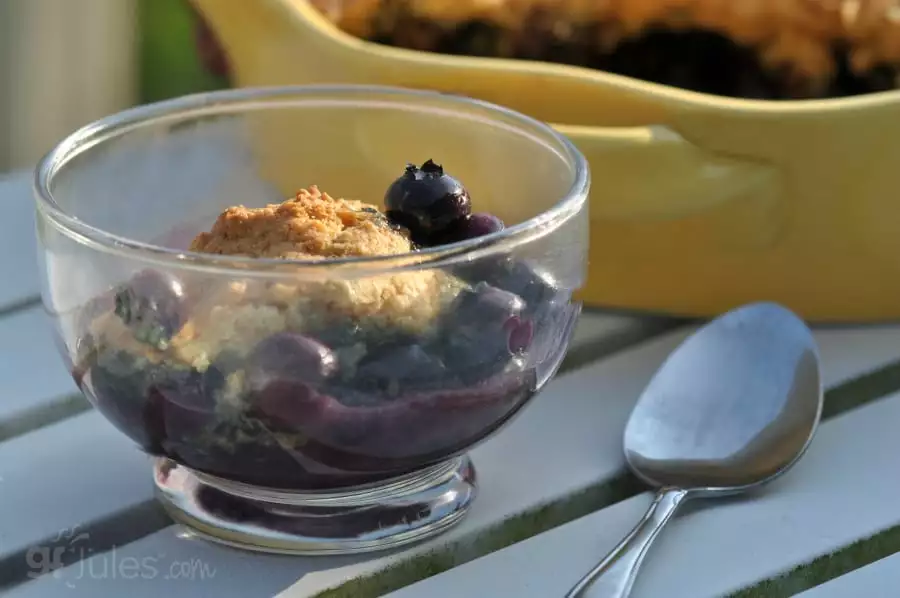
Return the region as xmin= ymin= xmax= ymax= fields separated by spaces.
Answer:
xmin=505 ymin=316 xmax=535 ymax=354
xmin=162 ymin=404 xmax=213 ymax=443
xmin=457 ymin=258 xmax=562 ymax=315
xmin=247 ymin=332 xmax=337 ymax=389
xmin=455 ymin=282 xmax=525 ymax=323
xmin=86 ymin=349 xmax=167 ymax=453
xmin=174 ymin=417 xmax=314 ymax=487
xmin=441 ymin=336 xmax=508 ymax=383
xmin=439 ymin=283 xmax=527 ymax=382
xmin=248 ymin=365 xmax=534 ymax=463
xmin=355 ymin=343 xmax=448 ymax=395
xmin=436 ymin=212 xmax=504 ymax=245
xmin=384 ymin=159 xmax=471 ymax=242
xmin=327 ymin=387 xmax=387 ymax=408
xmin=459 ymin=212 xmax=504 ymax=238
xmin=113 ymin=270 xmax=186 ymax=349
xmin=290 ymin=369 xmax=537 ymax=459
xmin=503 ymin=261 xmax=560 ymax=306
xmin=153 ymin=370 xmax=219 ymax=459
xmin=252 ymin=379 xmax=335 ymax=432
xmin=155 ymin=368 xmax=218 ymax=411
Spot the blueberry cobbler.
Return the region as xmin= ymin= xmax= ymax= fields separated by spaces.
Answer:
xmin=310 ymin=0 xmax=900 ymax=99
xmin=74 ymin=161 xmax=569 ymax=490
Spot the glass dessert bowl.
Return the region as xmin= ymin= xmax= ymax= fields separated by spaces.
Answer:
xmin=35 ymin=85 xmax=589 ymax=554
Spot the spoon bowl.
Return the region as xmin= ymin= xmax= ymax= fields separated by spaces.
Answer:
xmin=626 ymin=302 xmax=822 ymax=494
xmin=566 ymin=302 xmax=823 ymax=597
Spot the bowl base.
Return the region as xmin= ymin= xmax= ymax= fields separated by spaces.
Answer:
xmin=152 ymin=456 xmax=477 ymax=555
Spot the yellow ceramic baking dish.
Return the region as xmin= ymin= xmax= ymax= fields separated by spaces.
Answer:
xmin=188 ymin=0 xmax=900 ymax=322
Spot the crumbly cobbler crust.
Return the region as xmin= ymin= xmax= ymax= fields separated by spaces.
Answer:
xmin=190 ymin=185 xmax=412 ymax=259
xmin=94 ymin=187 xmax=462 ymax=371
xmin=311 ymin=0 xmax=900 ymax=96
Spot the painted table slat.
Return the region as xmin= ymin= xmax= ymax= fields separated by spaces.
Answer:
xmin=0 ymin=305 xmax=80 ymax=439
xmin=381 ymin=355 xmax=900 ymax=598
xmin=0 ymin=311 xmax=652 ymax=593
xmin=0 ymin=173 xmax=40 ymax=311
xmin=0 ymin=413 xmax=152 ymax=564
xmin=795 ymin=553 xmax=900 ymax=598
xmin=9 ymin=324 xmax=900 ymax=597
xmin=569 ymin=310 xmax=654 ymax=346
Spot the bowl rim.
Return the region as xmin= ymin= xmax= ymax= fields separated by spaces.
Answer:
xmin=34 ymin=84 xmax=589 ymax=279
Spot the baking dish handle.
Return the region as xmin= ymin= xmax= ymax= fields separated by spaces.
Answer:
xmin=554 ymin=124 xmax=782 ymax=221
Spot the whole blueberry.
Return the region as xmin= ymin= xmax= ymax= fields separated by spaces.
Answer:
xmin=457 ymin=258 xmax=562 ymax=315
xmin=455 ymin=282 xmax=525 ymax=325
xmin=246 ymin=332 xmax=338 ymax=390
xmin=504 ymin=261 xmax=565 ymax=311
xmin=113 ymin=270 xmax=187 ymax=349
xmin=384 ymin=159 xmax=471 ymax=242
xmin=439 ymin=283 xmax=527 ymax=382
xmin=355 ymin=343 xmax=449 ymax=396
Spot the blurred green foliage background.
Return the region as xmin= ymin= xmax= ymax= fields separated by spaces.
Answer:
xmin=138 ymin=0 xmax=228 ymax=103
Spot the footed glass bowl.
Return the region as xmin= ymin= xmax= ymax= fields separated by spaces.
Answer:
xmin=35 ymin=85 xmax=589 ymax=554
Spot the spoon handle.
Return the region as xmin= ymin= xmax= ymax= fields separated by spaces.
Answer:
xmin=564 ymin=488 xmax=689 ymax=598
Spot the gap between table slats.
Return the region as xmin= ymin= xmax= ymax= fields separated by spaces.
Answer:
xmin=793 ymin=552 xmax=900 ymax=598
xmin=0 ymin=311 xmax=672 ymax=591
xmin=6 ymin=323 xmax=900 ymax=598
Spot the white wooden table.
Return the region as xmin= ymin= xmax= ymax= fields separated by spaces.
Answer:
xmin=3 ymin=170 xmax=900 ymax=598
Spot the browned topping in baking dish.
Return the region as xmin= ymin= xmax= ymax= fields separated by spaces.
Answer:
xmin=310 ymin=0 xmax=900 ymax=99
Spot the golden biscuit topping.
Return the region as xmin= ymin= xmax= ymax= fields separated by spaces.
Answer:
xmin=190 ymin=185 xmax=412 ymax=259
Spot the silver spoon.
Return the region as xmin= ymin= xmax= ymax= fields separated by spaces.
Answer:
xmin=565 ymin=302 xmax=823 ymax=598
